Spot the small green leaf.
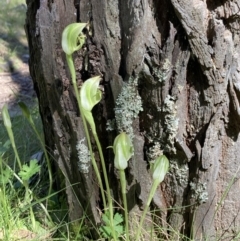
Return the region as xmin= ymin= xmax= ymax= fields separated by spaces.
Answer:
xmin=100 ymin=211 xmax=124 ymax=238
xmin=102 ymin=211 xmax=111 ymax=226
xmin=152 ymin=155 xmax=169 ymax=184
xmin=100 ymin=226 xmax=112 ymax=238
xmin=61 ymin=23 xmax=88 ymax=55
xmin=113 ymin=212 xmax=124 ymax=225
xmin=18 ymin=159 xmax=41 ymax=181
xmin=114 ymin=224 xmax=124 ymax=236
xmin=113 ymin=132 xmax=133 ymax=170
xmin=0 ymin=167 xmax=13 ymax=185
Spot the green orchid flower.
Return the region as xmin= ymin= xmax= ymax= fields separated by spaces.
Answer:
xmin=61 ymin=23 xmax=116 ymax=238
xmin=112 ymin=132 xmax=133 ymax=240
xmin=80 ymin=76 xmax=102 ymax=134
xmin=61 ymin=22 xmax=88 ymax=89
xmin=61 ymin=22 xmax=87 ymax=55
xmin=136 ymin=154 xmax=169 ymax=240
xmin=80 ymin=76 xmax=102 ymax=111
xmin=152 ymin=155 xmax=169 ymax=184
xmin=113 ymin=132 xmax=133 ymax=170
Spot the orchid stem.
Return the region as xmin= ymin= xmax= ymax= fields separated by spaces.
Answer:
xmin=119 ymin=169 xmax=129 ymax=241
xmin=93 ymin=132 xmax=117 ymax=241
xmin=67 ymin=54 xmax=107 ymax=209
xmin=135 ymin=180 xmax=159 ymax=240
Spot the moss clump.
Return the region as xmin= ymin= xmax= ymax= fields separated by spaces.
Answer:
xmin=114 ymin=76 xmax=143 ymax=139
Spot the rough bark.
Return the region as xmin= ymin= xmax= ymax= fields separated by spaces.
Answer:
xmin=25 ymin=0 xmax=240 ymax=240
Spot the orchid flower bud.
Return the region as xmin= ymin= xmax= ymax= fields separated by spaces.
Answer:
xmin=80 ymin=76 xmax=102 ymax=134
xmin=61 ymin=23 xmax=87 ymax=55
xmin=113 ymin=132 xmax=133 ymax=170
xmin=152 ymin=155 xmax=169 ymax=184
xmin=80 ymin=76 xmax=102 ymax=111
xmin=2 ymin=105 xmax=11 ymax=128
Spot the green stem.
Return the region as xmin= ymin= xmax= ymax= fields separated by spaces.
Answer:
xmin=30 ymin=123 xmax=53 ymax=203
xmin=135 ymin=180 xmax=159 ymax=240
xmin=2 ymin=156 xmax=54 ymax=224
xmin=93 ymin=132 xmax=117 ymax=241
xmin=5 ymin=124 xmax=22 ymax=170
xmin=3 ymin=116 xmax=31 ymax=204
xmin=119 ymin=169 xmax=129 ymax=241
xmin=67 ymin=53 xmax=116 ymax=240
xmin=66 ymin=55 xmax=107 ymax=209
xmin=17 ymin=102 xmax=53 ymax=202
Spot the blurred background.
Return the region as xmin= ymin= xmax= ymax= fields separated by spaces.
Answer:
xmin=0 ymin=0 xmax=35 ymax=116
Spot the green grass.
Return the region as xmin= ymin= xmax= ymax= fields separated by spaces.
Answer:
xmin=0 ymin=1 xmax=76 ymax=239
xmin=0 ymin=104 xmax=48 ymax=238
xmin=0 ymin=106 xmax=42 ymax=165
xmin=0 ymin=103 xmax=96 ymax=241
xmin=0 ymin=104 xmax=69 ymax=241
xmin=0 ymin=0 xmax=28 ymax=73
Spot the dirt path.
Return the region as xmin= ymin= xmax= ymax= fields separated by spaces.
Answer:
xmin=0 ymin=1 xmax=35 ymax=118
xmin=0 ymin=61 xmax=35 ymax=117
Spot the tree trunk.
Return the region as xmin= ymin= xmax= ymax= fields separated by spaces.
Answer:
xmin=25 ymin=0 xmax=240 ymax=240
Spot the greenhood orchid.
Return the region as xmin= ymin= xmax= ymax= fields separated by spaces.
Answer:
xmin=113 ymin=132 xmax=133 ymax=170
xmin=61 ymin=23 xmax=117 ymax=239
xmin=80 ymin=76 xmax=102 ymax=134
xmin=61 ymin=23 xmax=88 ymax=88
xmin=152 ymin=155 xmax=169 ymax=184
xmin=136 ymin=154 xmax=169 ymax=240
xmin=61 ymin=23 xmax=88 ymax=56
xmin=112 ymin=132 xmax=133 ymax=241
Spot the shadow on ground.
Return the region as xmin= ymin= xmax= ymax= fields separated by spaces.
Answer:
xmin=0 ymin=2 xmax=36 ymax=117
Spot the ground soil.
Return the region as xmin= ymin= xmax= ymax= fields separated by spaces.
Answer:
xmin=0 ymin=1 xmax=35 ymax=118
xmin=0 ymin=60 xmax=35 ymax=118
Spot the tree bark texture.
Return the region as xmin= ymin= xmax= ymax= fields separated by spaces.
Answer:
xmin=25 ymin=0 xmax=240 ymax=240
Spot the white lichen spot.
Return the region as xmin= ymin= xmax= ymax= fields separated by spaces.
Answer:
xmin=177 ymin=84 xmax=183 ymax=92
xmin=114 ymin=76 xmax=143 ymax=139
xmin=153 ymin=58 xmax=172 ymax=83
xmin=146 ymin=142 xmax=163 ymax=161
xmin=76 ymin=138 xmax=90 ymax=174
xmin=170 ymin=161 xmax=189 ymax=186
xmin=106 ymin=119 xmax=116 ymax=132
xmin=190 ymin=180 xmax=208 ymax=204
xmin=163 ymin=95 xmax=179 ymax=154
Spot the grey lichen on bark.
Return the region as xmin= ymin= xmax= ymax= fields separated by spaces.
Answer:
xmin=114 ymin=76 xmax=143 ymax=140
xmin=161 ymin=95 xmax=179 ymax=154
